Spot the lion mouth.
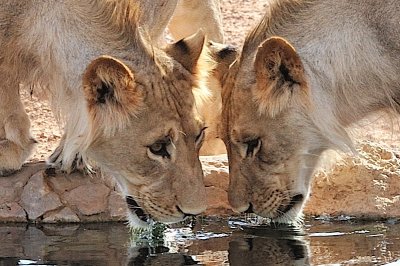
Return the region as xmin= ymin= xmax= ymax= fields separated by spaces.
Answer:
xmin=126 ymin=196 xmax=151 ymax=223
xmin=278 ymin=194 xmax=304 ymax=215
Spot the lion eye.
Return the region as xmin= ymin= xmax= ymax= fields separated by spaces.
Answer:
xmin=149 ymin=138 xmax=171 ymax=159
xmin=245 ymin=138 xmax=261 ymax=157
xmin=195 ymin=127 xmax=207 ymax=146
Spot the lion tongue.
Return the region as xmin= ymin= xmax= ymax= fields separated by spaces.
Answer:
xmin=126 ymin=196 xmax=150 ymax=222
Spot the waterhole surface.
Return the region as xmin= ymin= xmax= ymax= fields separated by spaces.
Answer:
xmin=0 ymin=217 xmax=399 ymax=265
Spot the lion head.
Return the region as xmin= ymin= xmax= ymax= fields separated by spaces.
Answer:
xmin=81 ymin=31 xmax=224 ymax=227
xmin=220 ymin=37 xmax=322 ymax=223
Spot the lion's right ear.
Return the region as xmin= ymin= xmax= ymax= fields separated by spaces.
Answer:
xmin=83 ymin=56 xmax=143 ymax=134
xmin=253 ymin=37 xmax=309 ymax=117
xmin=165 ymin=30 xmax=207 ymax=73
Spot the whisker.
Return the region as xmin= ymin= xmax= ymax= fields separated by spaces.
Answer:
xmin=300 ymin=152 xmax=321 ymax=157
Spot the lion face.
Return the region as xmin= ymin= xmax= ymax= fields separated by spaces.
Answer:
xmin=81 ymin=31 xmax=221 ymax=227
xmin=88 ymin=103 xmax=206 ymax=226
xmin=220 ymin=37 xmax=324 ymax=223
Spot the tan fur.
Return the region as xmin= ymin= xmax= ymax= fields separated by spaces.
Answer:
xmin=198 ymin=40 xmax=238 ymax=155
xmin=253 ymin=37 xmax=310 ymax=118
xmin=220 ymin=0 xmax=400 ymax=223
xmin=83 ymin=56 xmax=144 ymax=140
xmin=167 ymin=0 xmax=228 ymax=155
xmin=0 ymin=0 xmax=229 ymax=227
xmin=168 ymin=0 xmax=224 ymax=42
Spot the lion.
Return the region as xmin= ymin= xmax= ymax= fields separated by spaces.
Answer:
xmin=139 ymin=0 xmax=224 ymax=47
xmin=169 ymin=0 xmax=230 ymax=156
xmin=137 ymin=0 xmax=228 ymax=156
xmin=169 ymin=0 xmax=224 ymax=42
xmin=219 ymin=0 xmax=400 ymax=223
xmin=0 ymin=0 xmax=233 ymax=227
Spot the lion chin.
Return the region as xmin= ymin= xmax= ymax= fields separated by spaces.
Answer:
xmin=245 ymin=193 xmax=306 ymax=225
xmin=270 ymin=196 xmax=306 ymax=225
xmin=125 ymin=196 xmax=188 ymax=229
xmin=126 ymin=196 xmax=153 ymax=228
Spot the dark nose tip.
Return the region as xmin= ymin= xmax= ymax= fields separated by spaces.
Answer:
xmin=244 ymin=203 xmax=254 ymax=214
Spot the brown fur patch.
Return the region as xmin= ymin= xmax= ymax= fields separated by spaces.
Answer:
xmin=253 ymin=37 xmax=309 ymax=117
xmin=166 ymin=30 xmax=206 ymax=73
xmin=83 ymin=56 xmax=143 ymax=137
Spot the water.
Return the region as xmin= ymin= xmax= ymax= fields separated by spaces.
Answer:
xmin=0 ymin=217 xmax=399 ymax=265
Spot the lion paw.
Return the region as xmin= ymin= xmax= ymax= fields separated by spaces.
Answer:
xmin=47 ymin=144 xmax=91 ymax=174
xmin=0 ymin=138 xmax=36 ymax=177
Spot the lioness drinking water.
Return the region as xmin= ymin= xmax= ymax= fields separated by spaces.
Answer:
xmin=0 ymin=0 xmax=231 ymax=227
xmin=219 ymin=0 xmax=400 ymax=223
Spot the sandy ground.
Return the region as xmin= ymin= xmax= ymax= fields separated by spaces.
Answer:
xmin=22 ymin=0 xmax=400 ymax=163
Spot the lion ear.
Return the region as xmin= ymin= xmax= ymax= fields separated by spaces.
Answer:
xmin=253 ymin=37 xmax=308 ymax=117
xmin=208 ymin=41 xmax=237 ymax=85
xmin=82 ymin=56 xmax=142 ymax=133
xmin=165 ymin=29 xmax=206 ymax=73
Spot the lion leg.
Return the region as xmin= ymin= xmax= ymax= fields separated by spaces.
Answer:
xmin=169 ymin=0 xmax=224 ymax=42
xmin=46 ymin=99 xmax=89 ymax=174
xmin=0 ymin=75 xmax=36 ymax=176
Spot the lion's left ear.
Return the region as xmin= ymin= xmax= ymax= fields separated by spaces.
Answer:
xmin=165 ymin=30 xmax=206 ymax=73
xmin=83 ymin=56 xmax=143 ymax=134
xmin=253 ymin=37 xmax=309 ymax=117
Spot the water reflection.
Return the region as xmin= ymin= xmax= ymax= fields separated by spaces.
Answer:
xmin=229 ymin=237 xmax=309 ymax=266
xmin=0 ymin=218 xmax=399 ymax=265
xmin=228 ymin=224 xmax=309 ymax=266
xmin=0 ymin=223 xmax=130 ymax=265
xmin=127 ymin=247 xmax=198 ymax=266
xmin=307 ymin=220 xmax=400 ymax=265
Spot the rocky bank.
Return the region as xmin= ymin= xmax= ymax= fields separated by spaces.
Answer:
xmin=1 ymin=141 xmax=399 ymax=223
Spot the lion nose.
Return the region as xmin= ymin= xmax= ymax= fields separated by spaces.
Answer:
xmin=229 ymin=202 xmax=252 ymax=214
xmin=177 ymin=205 xmax=204 ymax=217
xmin=244 ymin=203 xmax=254 ymax=214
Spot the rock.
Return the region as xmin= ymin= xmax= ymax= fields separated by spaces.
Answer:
xmin=108 ymin=191 xmax=127 ymax=220
xmin=0 ymin=187 xmax=19 ymax=206
xmin=202 ymin=155 xmax=229 ymax=187
xmin=92 ymin=173 xmax=117 ymax=189
xmin=202 ymin=156 xmax=229 ymax=190
xmin=204 ymin=171 xmax=229 ymax=191
xmin=205 ymin=186 xmax=233 ymax=216
xmin=0 ymin=162 xmax=46 ymax=205
xmin=201 ymin=155 xmax=229 ymax=170
xmin=43 ymin=207 xmax=80 ymax=223
xmin=0 ymin=203 xmax=27 ymax=222
xmin=202 ymin=156 xmax=231 ymax=215
xmin=63 ymin=184 xmax=110 ymax=216
xmin=47 ymin=171 xmax=93 ymax=195
xmin=20 ymin=172 xmax=63 ymax=220
xmin=304 ymin=141 xmax=400 ymax=218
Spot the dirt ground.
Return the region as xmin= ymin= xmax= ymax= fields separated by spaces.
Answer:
xmin=22 ymin=0 xmax=400 ymax=163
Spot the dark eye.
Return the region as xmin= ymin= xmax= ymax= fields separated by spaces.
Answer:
xmin=196 ymin=127 xmax=207 ymax=145
xmin=245 ymin=138 xmax=261 ymax=157
xmin=149 ymin=138 xmax=171 ymax=159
